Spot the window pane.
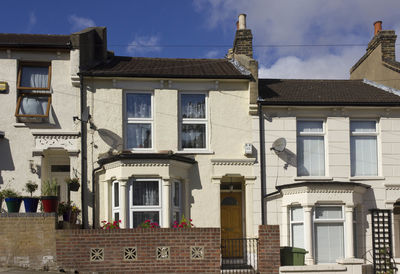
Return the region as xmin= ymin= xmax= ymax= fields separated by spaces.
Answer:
xmin=315 ymin=207 xmax=342 ymax=219
xmin=181 ymin=124 xmax=206 ymax=148
xmin=297 ymin=136 xmax=325 ymax=176
xmin=127 ymin=123 xmax=152 ymax=148
xmin=181 ymin=94 xmax=205 ymax=119
xmin=132 ymin=211 xmax=159 ymax=228
xmin=20 ymin=66 xmax=49 ymax=88
xmin=132 ymin=181 xmax=159 ymax=206
xmin=291 ymin=207 xmax=303 ymax=222
xmin=114 ymin=212 xmax=119 ymax=222
xmin=297 ymin=121 xmax=323 ymax=133
xmin=173 ymin=211 xmax=180 ymax=224
xmin=19 ymin=96 xmax=49 ymax=115
xmin=292 ymin=224 xmax=304 ymax=248
xmin=126 ymin=93 xmax=151 ymax=118
xmin=173 ymin=182 xmax=180 ymax=207
xmin=351 ymin=136 xmax=378 ymax=176
xmin=315 ymin=223 xmax=344 ymax=263
xmin=113 ymin=182 xmax=119 ymax=207
xmin=351 ymin=121 xmax=376 ymax=133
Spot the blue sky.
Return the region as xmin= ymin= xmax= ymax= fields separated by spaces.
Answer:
xmin=3 ymin=0 xmax=400 ymax=79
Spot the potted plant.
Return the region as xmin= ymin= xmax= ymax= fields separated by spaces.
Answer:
xmin=41 ymin=179 xmax=59 ymax=213
xmin=65 ymin=178 xmax=80 ymax=192
xmin=23 ymin=181 xmax=40 ymax=213
xmin=58 ymin=201 xmax=72 ymax=221
xmin=70 ymin=203 xmax=81 ymax=224
xmin=2 ymin=188 xmax=22 ymax=213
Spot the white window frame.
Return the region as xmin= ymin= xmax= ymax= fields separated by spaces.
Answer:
xmin=290 ymin=206 xmax=304 ymax=249
xmin=128 ymin=178 xmax=162 ymax=228
xmin=124 ymin=91 xmax=154 ymax=151
xmin=312 ymin=205 xmax=345 ymax=264
xmin=349 ymin=119 xmax=379 ymax=177
xmin=171 ymin=180 xmax=182 ymax=225
xmin=111 ymin=181 xmax=120 ymax=222
xmin=178 ymin=91 xmax=208 ymax=151
xmin=296 ymin=119 xmax=327 ymax=177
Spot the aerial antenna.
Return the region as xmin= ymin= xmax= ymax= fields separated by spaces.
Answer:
xmin=271 ymin=138 xmax=286 ymax=152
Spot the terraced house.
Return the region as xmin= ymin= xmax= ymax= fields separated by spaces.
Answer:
xmin=260 ymin=22 xmax=400 ymax=273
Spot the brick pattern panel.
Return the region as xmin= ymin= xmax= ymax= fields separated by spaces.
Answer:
xmin=56 ymin=228 xmax=221 ymax=273
xmin=0 ymin=213 xmax=57 ymax=270
xmin=258 ymin=225 xmax=280 ymax=274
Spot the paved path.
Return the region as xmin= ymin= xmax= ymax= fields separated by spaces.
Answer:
xmin=0 ymin=268 xmax=59 ymax=273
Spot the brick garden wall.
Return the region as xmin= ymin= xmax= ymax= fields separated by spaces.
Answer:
xmin=0 ymin=213 xmax=57 ymax=270
xmin=0 ymin=215 xmax=280 ymax=273
xmin=56 ymin=228 xmax=221 ymax=273
xmin=258 ymin=225 xmax=280 ymax=274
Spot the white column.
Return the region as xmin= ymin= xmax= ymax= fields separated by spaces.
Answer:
xmin=281 ymin=206 xmax=290 ymax=246
xmin=102 ymin=180 xmax=110 ymax=222
xmin=245 ymin=179 xmax=254 ymax=237
xmin=345 ymin=206 xmax=355 ymax=259
xmin=119 ymin=179 xmax=128 ymax=228
xmin=162 ymin=179 xmax=171 ymax=228
xmin=304 ymin=205 xmax=314 ymax=265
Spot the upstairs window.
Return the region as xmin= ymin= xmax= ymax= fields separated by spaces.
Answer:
xmin=297 ymin=120 xmax=325 ymax=176
xmin=15 ymin=62 xmax=52 ymax=118
xmin=350 ymin=120 xmax=378 ymax=176
xmin=179 ymin=93 xmax=207 ymax=150
xmin=125 ymin=92 xmax=153 ymax=149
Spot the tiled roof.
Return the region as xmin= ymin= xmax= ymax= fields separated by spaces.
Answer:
xmin=80 ymin=56 xmax=251 ymax=79
xmin=258 ymin=79 xmax=400 ymax=106
xmin=0 ymin=33 xmax=70 ymax=49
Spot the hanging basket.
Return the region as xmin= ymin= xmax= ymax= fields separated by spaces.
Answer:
xmin=68 ymin=181 xmax=80 ymax=192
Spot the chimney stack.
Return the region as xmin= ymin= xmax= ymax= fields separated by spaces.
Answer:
xmin=231 ymin=14 xmax=253 ymax=58
xmin=366 ymin=20 xmax=397 ymax=61
xmin=374 ymin=21 xmax=382 ymax=35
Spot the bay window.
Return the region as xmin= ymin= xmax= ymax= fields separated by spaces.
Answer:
xmin=129 ymin=179 xmax=161 ymax=228
xmin=112 ymin=181 xmax=120 ymax=221
xmin=350 ymin=120 xmax=378 ymax=176
xmin=15 ymin=62 xmax=51 ymax=118
xmin=314 ymin=206 xmax=344 ymax=263
xmin=171 ymin=181 xmax=182 ymax=224
xmin=290 ymin=207 xmax=304 ymax=249
xmin=179 ymin=93 xmax=207 ymax=149
xmin=125 ymin=92 xmax=153 ymax=149
xmin=297 ymin=120 xmax=325 ymax=176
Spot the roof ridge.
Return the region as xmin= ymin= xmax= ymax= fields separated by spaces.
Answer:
xmin=112 ymin=55 xmax=228 ymax=61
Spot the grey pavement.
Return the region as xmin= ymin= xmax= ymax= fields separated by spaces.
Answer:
xmin=0 ymin=268 xmax=60 ymax=274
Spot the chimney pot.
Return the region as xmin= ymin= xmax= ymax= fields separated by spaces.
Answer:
xmin=238 ymin=14 xmax=247 ymax=30
xmin=374 ymin=20 xmax=382 ymax=35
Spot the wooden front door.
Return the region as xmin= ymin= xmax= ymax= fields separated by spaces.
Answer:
xmin=221 ymin=192 xmax=243 ymax=257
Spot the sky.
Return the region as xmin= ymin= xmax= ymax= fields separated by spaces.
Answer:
xmin=2 ymin=0 xmax=400 ymax=79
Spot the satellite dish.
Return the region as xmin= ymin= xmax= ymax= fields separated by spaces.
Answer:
xmin=271 ymin=138 xmax=286 ymax=152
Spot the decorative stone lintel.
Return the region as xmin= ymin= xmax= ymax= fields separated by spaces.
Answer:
xmin=32 ymin=131 xmax=80 ymax=152
xmin=211 ymin=158 xmax=256 ymax=166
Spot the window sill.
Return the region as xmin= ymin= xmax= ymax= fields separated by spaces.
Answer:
xmin=294 ymin=176 xmax=333 ymax=181
xmin=280 ymin=264 xmax=347 ymax=272
xmin=13 ymin=123 xmax=28 ymax=128
xmin=349 ymin=176 xmax=385 ymax=181
xmin=175 ymin=150 xmax=214 ymax=155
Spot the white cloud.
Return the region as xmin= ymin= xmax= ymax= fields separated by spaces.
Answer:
xmin=204 ymin=50 xmax=220 ymax=58
xmin=193 ymin=0 xmax=400 ymax=78
xmin=26 ymin=11 xmax=37 ymax=32
xmin=259 ymin=47 xmax=362 ymax=79
xmin=126 ymin=35 xmax=162 ymax=55
xmin=68 ymin=14 xmax=96 ymax=32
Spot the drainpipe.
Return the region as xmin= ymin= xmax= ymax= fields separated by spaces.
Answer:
xmin=80 ymin=74 xmax=88 ymax=229
xmin=92 ymin=164 xmax=104 ymax=228
xmin=258 ymin=102 xmax=266 ymax=225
